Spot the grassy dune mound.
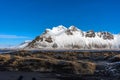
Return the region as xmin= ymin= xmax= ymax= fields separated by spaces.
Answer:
xmin=0 ymin=50 xmax=120 ymax=78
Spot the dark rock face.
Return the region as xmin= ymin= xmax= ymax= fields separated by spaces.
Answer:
xmin=27 ymin=40 xmax=35 ymax=48
xmin=86 ymin=30 xmax=95 ymax=38
xmin=27 ymin=36 xmax=53 ymax=48
xmin=43 ymin=29 xmax=50 ymax=35
xmin=52 ymin=43 xmax=58 ymax=48
xmin=85 ymin=30 xmax=114 ymax=40
xmin=98 ymin=32 xmax=114 ymax=40
xmin=71 ymin=44 xmax=83 ymax=49
xmin=45 ymin=36 xmax=53 ymax=43
xmin=65 ymin=29 xmax=73 ymax=35
xmin=35 ymin=36 xmax=43 ymax=41
xmin=70 ymin=26 xmax=78 ymax=31
xmin=27 ymin=36 xmax=44 ymax=48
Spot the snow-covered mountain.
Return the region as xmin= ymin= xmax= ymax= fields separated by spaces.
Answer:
xmin=25 ymin=25 xmax=120 ymax=49
xmin=17 ymin=40 xmax=32 ymax=48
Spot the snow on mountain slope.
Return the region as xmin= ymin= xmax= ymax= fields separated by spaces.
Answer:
xmin=17 ymin=40 xmax=32 ymax=48
xmin=25 ymin=25 xmax=120 ymax=49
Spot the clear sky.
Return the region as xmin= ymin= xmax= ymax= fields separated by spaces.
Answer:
xmin=0 ymin=0 xmax=120 ymax=47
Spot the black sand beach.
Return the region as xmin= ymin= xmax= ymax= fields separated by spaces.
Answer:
xmin=0 ymin=71 xmax=59 ymax=80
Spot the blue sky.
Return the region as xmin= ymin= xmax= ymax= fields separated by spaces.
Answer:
xmin=0 ymin=0 xmax=120 ymax=47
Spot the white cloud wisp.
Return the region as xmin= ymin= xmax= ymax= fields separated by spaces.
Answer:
xmin=0 ymin=34 xmax=28 ymax=39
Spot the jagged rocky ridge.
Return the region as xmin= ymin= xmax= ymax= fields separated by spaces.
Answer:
xmin=25 ymin=25 xmax=120 ymax=49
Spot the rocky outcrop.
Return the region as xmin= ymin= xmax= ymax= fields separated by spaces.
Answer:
xmin=97 ymin=32 xmax=114 ymax=40
xmin=85 ymin=30 xmax=95 ymax=37
xmin=52 ymin=43 xmax=58 ymax=48
xmin=69 ymin=26 xmax=78 ymax=31
xmin=45 ymin=36 xmax=53 ymax=43
xmin=65 ymin=29 xmax=73 ymax=35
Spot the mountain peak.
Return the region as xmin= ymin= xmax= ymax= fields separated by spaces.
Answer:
xmin=69 ymin=25 xmax=79 ymax=31
xmin=19 ymin=25 xmax=120 ymax=49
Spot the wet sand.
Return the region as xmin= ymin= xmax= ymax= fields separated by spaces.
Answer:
xmin=0 ymin=71 xmax=59 ymax=80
